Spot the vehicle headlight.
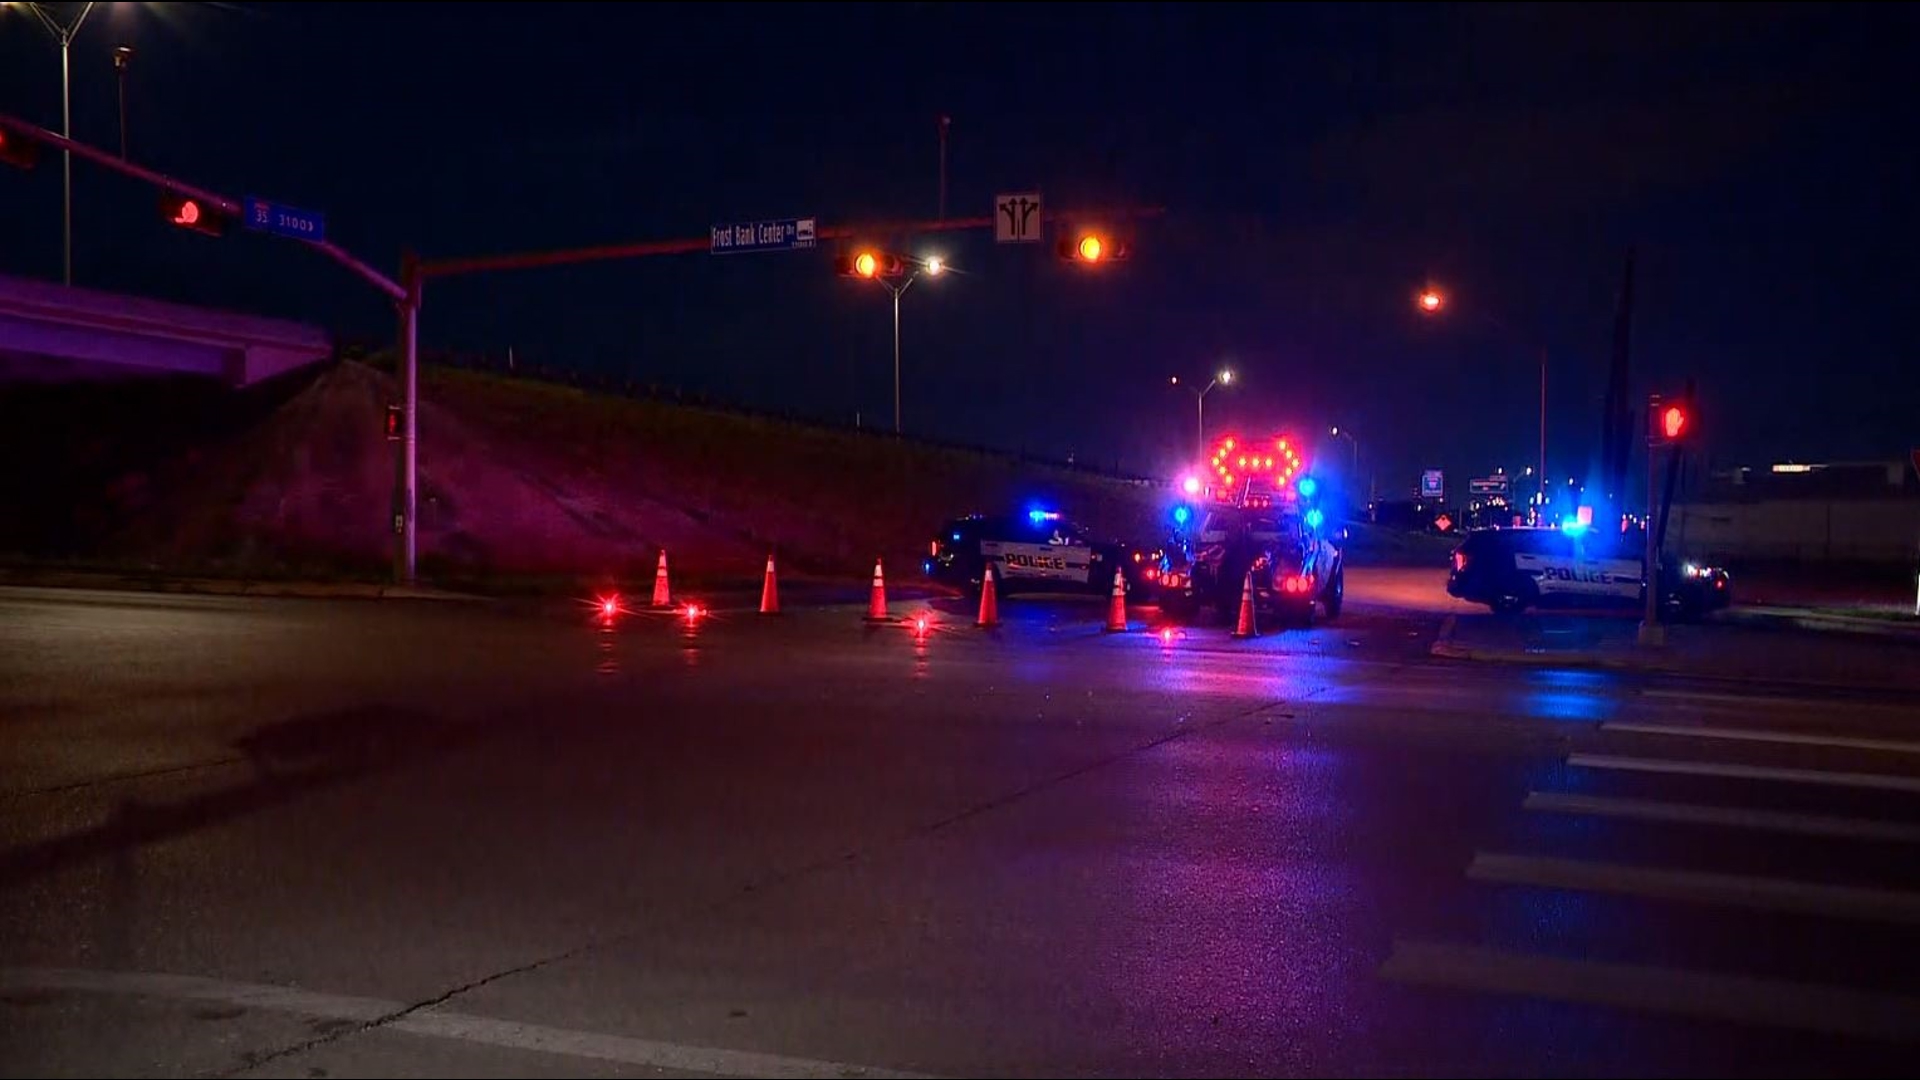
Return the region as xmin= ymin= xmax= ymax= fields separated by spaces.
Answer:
xmin=1684 ymin=562 xmax=1702 ymax=578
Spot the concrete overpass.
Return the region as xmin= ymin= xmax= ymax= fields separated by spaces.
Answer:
xmin=0 ymin=272 xmax=332 ymax=386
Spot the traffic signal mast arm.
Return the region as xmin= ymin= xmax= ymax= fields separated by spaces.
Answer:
xmin=420 ymin=208 xmax=1163 ymax=280
xmin=0 ymin=111 xmax=404 ymax=302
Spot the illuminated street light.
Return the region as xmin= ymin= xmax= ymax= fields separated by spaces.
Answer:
xmin=839 ymin=252 xmax=947 ymax=434
xmin=14 ymin=2 xmax=154 ymax=285
xmin=1416 ymin=281 xmax=1547 ymax=510
xmin=1171 ymin=368 xmax=1236 ymax=462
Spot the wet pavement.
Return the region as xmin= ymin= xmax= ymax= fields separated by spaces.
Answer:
xmin=2 ymin=580 xmax=1917 ymax=1077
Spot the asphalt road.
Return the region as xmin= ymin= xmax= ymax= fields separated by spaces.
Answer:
xmin=3 ymin=576 xmax=1918 ymax=1078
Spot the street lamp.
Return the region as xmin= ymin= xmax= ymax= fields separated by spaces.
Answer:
xmin=111 ymin=44 xmax=132 ymax=160
xmin=847 ymin=253 xmax=945 ymax=434
xmin=14 ymin=1 xmax=103 ymax=286
xmin=1416 ymin=283 xmax=1547 ymax=501
xmin=1169 ymin=368 xmax=1234 ymax=462
xmin=1328 ymin=425 xmax=1372 ymax=509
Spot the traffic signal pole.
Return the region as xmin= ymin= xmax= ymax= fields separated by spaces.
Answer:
xmin=1 ymin=109 xmax=1162 ymax=588
xmin=0 ymin=112 xmax=416 ymax=576
xmin=1638 ymin=394 xmax=1664 ymax=648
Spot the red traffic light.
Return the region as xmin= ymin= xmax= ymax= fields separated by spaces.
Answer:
xmin=1662 ymin=404 xmax=1688 ymax=440
xmin=1057 ymin=230 xmax=1129 ymax=264
xmin=1649 ymin=397 xmax=1694 ymax=444
xmin=835 ymin=249 xmax=902 ymax=279
xmin=160 ymin=191 xmax=227 ymax=237
xmin=0 ymin=128 xmax=41 ymax=170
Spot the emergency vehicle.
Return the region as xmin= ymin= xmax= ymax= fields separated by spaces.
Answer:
xmin=1446 ymin=524 xmax=1733 ymax=617
xmin=925 ymin=510 xmax=1151 ymax=596
xmin=1155 ymin=434 xmax=1345 ymax=626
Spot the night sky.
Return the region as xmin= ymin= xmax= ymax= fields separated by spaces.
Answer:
xmin=3 ymin=2 xmax=1915 ymax=491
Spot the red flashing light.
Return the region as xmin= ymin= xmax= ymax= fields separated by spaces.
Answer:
xmin=600 ymin=596 xmax=619 ymax=617
xmin=159 ymin=191 xmax=226 ymax=237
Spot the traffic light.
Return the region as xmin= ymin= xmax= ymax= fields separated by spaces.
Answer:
xmin=1648 ymin=396 xmax=1694 ymax=444
xmin=1057 ymin=230 xmax=1130 ymax=264
xmin=0 ymin=127 xmax=41 ymax=170
xmin=385 ymin=404 xmax=403 ymax=441
xmin=834 ymin=249 xmax=903 ymax=278
xmin=159 ymin=191 xmax=228 ymax=237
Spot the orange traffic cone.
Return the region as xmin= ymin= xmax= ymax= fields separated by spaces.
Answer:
xmin=1231 ymin=569 xmax=1259 ymax=638
xmin=651 ymin=550 xmax=672 ymax=608
xmin=976 ymin=563 xmax=1000 ymax=628
xmin=759 ymin=553 xmax=780 ymax=615
xmin=865 ymin=558 xmax=890 ymax=622
xmin=1103 ymin=569 xmax=1128 ymax=633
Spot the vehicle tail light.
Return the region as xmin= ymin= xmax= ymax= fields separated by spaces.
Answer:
xmin=1282 ymin=574 xmax=1308 ymax=594
xmin=1145 ymin=567 xmax=1159 ymax=581
xmin=929 ymin=540 xmax=940 ymax=557
xmin=1452 ymin=551 xmax=1468 ymax=572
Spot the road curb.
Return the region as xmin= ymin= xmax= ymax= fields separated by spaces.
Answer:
xmin=0 ymin=572 xmax=485 ymax=603
xmin=1714 ymin=606 xmax=1920 ymax=644
xmin=1427 ymin=614 xmax=1680 ymax=673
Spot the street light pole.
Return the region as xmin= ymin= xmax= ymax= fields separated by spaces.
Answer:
xmin=1171 ymin=369 xmax=1234 ymax=461
xmin=22 ymin=1 xmax=98 ymax=286
xmin=1418 ymin=288 xmax=1550 ymax=508
xmin=889 ymin=276 xmax=912 ymax=433
xmin=112 ymin=45 xmax=133 ymax=160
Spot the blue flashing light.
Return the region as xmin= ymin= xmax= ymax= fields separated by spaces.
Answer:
xmin=1172 ymin=505 xmax=1191 ymax=526
xmin=1305 ymin=507 xmax=1325 ymax=530
xmin=1296 ymin=475 xmax=1318 ymax=500
xmin=1027 ymin=508 xmax=1061 ymax=526
xmin=950 ymin=531 xmax=961 ymax=542
xmin=1560 ymin=516 xmax=1589 ymax=536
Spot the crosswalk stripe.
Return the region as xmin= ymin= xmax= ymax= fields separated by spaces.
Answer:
xmin=1468 ymin=852 xmax=1920 ymax=924
xmin=1567 ymin=752 xmax=1920 ymax=794
xmin=1602 ymin=720 xmax=1920 ymax=756
xmin=1523 ymin=791 xmax=1920 ymax=843
xmin=1381 ymin=939 xmax=1920 ymax=1042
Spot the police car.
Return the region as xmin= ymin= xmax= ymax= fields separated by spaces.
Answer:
xmin=1446 ymin=525 xmax=1732 ymax=617
xmin=925 ymin=510 xmax=1149 ymax=596
xmin=1155 ymin=434 xmax=1345 ymax=627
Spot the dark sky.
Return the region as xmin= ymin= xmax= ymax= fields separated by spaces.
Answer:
xmin=3 ymin=2 xmax=1916 ymax=491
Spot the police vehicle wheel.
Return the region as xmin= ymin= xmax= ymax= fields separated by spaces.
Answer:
xmin=1491 ymin=583 xmax=1535 ymax=616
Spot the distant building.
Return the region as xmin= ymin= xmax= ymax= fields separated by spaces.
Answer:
xmin=1672 ymin=460 xmax=1920 ymax=565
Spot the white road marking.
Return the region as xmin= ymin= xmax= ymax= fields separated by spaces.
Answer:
xmin=1468 ymin=852 xmax=1920 ymax=924
xmin=0 ymin=967 xmax=937 ymax=1079
xmin=1566 ymin=752 xmax=1920 ymax=794
xmin=1641 ymin=687 xmax=1920 ymax=718
xmin=1523 ymin=791 xmax=1920 ymax=843
xmin=1603 ymin=720 xmax=1920 ymax=756
xmin=1381 ymin=939 xmax=1920 ymax=1042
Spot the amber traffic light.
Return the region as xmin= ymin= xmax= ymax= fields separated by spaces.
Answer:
xmin=834 ymin=249 xmax=903 ymax=278
xmin=1057 ymin=230 xmax=1129 ymax=263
